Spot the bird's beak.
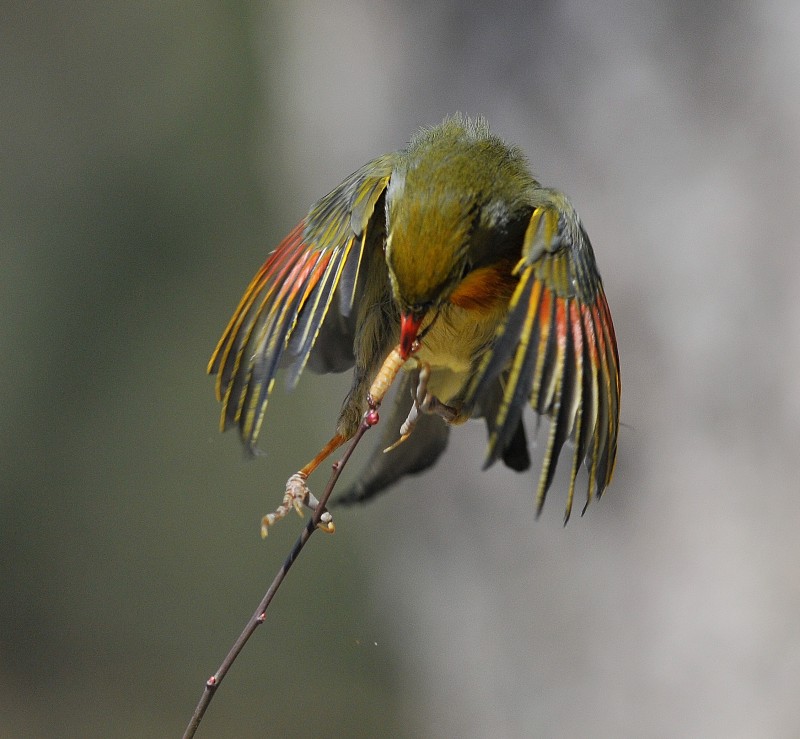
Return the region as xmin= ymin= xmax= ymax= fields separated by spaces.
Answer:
xmin=399 ymin=311 xmax=424 ymax=360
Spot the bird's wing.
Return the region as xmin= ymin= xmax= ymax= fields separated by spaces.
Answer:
xmin=208 ymin=154 xmax=396 ymax=452
xmin=464 ymin=190 xmax=620 ymax=521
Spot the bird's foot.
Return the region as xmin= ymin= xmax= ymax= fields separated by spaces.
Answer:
xmin=384 ymin=361 xmax=459 ymax=452
xmin=260 ymin=472 xmax=335 ymax=538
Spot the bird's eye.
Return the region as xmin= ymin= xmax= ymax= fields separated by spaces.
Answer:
xmin=410 ymin=300 xmax=434 ymax=315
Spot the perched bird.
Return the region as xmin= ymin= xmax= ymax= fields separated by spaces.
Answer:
xmin=209 ymin=115 xmax=620 ymax=529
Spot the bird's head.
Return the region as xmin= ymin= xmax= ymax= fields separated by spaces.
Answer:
xmin=384 ymin=170 xmax=474 ymax=359
xmin=383 ymin=115 xmax=534 ymax=359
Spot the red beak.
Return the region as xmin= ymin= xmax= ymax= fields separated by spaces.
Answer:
xmin=399 ymin=311 xmax=423 ymax=359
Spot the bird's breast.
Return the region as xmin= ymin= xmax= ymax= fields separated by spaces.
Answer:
xmin=410 ymin=264 xmax=517 ymax=404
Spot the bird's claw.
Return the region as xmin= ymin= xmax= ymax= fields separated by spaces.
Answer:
xmin=260 ymin=472 xmax=335 ymax=538
xmin=383 ymin=431 xmax=412 ymax=453
xmin=317 ymin=510 xmax=335 ymax=534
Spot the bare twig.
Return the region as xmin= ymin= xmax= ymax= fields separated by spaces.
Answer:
xmin=184 ymin=343 xmax=411 ymax=737
xmin=183 ymin=408 xmax=379 ymax=738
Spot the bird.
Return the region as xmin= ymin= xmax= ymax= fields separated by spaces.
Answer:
xmin=208 ymin=115 xmax=620 ymax=532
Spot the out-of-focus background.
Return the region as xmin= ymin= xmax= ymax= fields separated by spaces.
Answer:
xmin=3 ymin=2 xmax=799 ymax=736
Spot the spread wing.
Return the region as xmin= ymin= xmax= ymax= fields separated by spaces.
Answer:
xmin=208 ymin=154 xmax=396 ymax=452
xmin=465 ymin=189 xmax=620 ymax=522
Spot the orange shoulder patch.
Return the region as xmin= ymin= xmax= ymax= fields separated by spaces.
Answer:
xmin=448 ymin=260 xmax=518 ymax=312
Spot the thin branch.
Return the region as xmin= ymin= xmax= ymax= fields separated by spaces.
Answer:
xmin=185 ymin=343 xmax=408 ymax=737
xmin=182 ymin=411 xmax=377 ymax=739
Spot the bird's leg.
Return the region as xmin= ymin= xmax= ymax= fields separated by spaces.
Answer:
xmin=260 ymin=434 xmax=344 ymax=538
xmin=261 ymin=344 xmax=414 ymax=537
xmin=384 ymin=360 xmax=460 ymax=453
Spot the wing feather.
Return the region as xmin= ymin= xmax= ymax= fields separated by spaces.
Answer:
xmin=208 ymin=156 xmax=395 ymax=451
xmin=465 ymin=189 xmax=620 ymax=518
xmin=480 ymin=271 xmax=542 ymax=465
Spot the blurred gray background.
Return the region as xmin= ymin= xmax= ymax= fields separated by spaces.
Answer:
xmin=3 ymin=2 xmax=799 ymax=737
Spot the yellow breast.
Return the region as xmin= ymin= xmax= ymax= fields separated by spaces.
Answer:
xmin=411 ymin=300 xmax=508 ymax=404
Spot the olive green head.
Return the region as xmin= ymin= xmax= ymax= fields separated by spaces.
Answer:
xmin=384 ymin=115 xmax=535 ymax=315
